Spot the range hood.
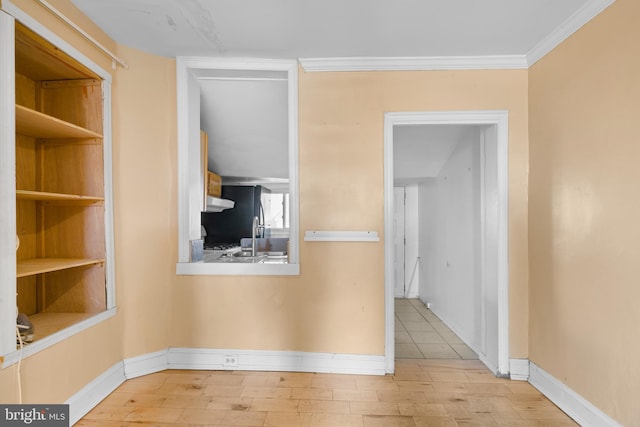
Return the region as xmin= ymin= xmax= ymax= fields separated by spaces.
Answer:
xmin=205 ymin=195 xmax=234 ymax=212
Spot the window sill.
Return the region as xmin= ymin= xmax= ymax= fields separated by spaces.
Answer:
xmin=176 ymin=262 xmax=300 ymax=276
xmin=2 ymin=308 xmax=117 ymax=368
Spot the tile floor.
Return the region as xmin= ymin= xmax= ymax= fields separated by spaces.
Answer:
xmin=395 ymin=299 xmax=477 ymax=360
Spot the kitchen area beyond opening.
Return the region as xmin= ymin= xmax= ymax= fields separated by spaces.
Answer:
xmin=175 ymin=58 xmax=300 ymax=275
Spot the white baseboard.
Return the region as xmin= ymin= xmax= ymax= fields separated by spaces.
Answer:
xmin=509 ymin=358 xmax=530 ymax=381
xmin=65 ymin=361 xmax=125 ymax=426
xmin=478 ymin=353 xmax=500 ymax=377
xmin=124 ymin=349 xmax=169 ymax=379
xmin=167 ymin=348 xmax=386 ymax=375
xmin=120 ymin=347 xmax=385 ymax=376
xmin=426 ymin=305 xmax=506 ymax=377
xmin=529 ymin=362 xmax=622 ymax=427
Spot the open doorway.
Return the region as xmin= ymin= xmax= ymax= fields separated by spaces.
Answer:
xmin=383 ymin=111 xmax=509 ymax=376
xmin=393 ymin=125 xmax=485 ymax=361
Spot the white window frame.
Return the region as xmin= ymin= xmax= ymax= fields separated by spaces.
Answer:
xmin=175 ymin=57 xmax=299 ymax=276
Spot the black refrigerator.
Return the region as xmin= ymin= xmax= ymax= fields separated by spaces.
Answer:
xmin=201 ymin=185 xmax=267 ymax=246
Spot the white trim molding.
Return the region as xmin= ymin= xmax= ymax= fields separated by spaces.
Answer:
xmin=175 ymin=57 xmax=300 ymax=275
xmin=167 ymin=348 xmax=385 ymax=375
xmin=526 ymin=0 xmax=616 ymax=66
xmin=124 ymin=349 xmax=169 ymax=379
xmin=509 ymin=358 xmax=530 ymax=381
xmin=121 ymin=347 xmax=385 ymax=377
xmin=31 ymin=0 xmax=128 ymax=68
xmin=529 ymin=362 xmax=623 ymax=427
xmin=66 ymin=362 xmax=125 ymax=426
xmin=478 ymin=354 xmax=500 ymax=378
xmin=383 ymin=110 xmax=509 ymax=376
xmin=299 ymin=55 xmax=528 ymax=72
xmin=299 ymin=0 xmax=616 ymax=72
xmin=176 ymin=262 xmax=300 ymax=276
xmin=304 ymin=231 xmax=380 ymax=242
xmin=0 ymin=9 xmax=17 ymax=357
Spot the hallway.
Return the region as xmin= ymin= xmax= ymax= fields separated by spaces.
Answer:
xmin=395 ymin=299 xmax=478 ymax=360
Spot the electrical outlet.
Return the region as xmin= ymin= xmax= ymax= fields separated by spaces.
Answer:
xmin=222 ymin=355 xmax=238 ymax=367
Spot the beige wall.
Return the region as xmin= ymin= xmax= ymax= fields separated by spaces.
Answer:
xmin=111 ymin=43 xmax=176 ymax=358
xmin=528 ymin=0 xmax=640 ymax=424
xmin=3 ymin=0 xmax=637 ymax=422
xmin=172 ymin=69 xmax=530 ymax=358
xmin=3 ymin=0 xmax=532 ymax=411
xmin=0 ymin=318 xmax=121 ymax=403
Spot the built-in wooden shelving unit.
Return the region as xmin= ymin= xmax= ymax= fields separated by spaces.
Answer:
xmin=13 ymin=21 xmax=108 ymax=345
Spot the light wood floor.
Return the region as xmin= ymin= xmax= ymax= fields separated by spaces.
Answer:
xmin=77 ymin=359 xmax=577 ymax=426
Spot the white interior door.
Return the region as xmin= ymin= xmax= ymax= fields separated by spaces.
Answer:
xmin=394 ymin=187 xmax=406 ymax=297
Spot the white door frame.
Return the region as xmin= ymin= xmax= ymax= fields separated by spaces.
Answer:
xmin=383 ymin=110 xmax=509 ymax=375
xmin=393 ymin=186 xmax=406 ymax=298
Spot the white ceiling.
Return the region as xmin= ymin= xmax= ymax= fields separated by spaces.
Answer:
xmin=200 ymin=78 xmax=289 ymax=180
xmin=394 ymin=125 xmax=483 ymax=184
xmin=70 ymin=0 xmax=596 ymax=59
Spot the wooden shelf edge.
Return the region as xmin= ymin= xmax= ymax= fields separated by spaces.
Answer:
xmin=15 ymin=312 xmax=103 ymax=353
xmin=17 ymin=258 xmax=105 ymax=278
xmin=16 ymin=189 xmax=104 ymax=203
xmin=27 ymin=312 xmax=98 ymax=343
xmin=15 ymin=104 xmax=103 ymax=139
xmin=3 ymin=310 xmax=116 ymax=368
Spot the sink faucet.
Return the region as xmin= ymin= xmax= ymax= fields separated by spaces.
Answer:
xmin=251 ymin=216 xmax=259 ymax=256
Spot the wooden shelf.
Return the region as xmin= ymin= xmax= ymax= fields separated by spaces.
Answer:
xmin=17 ymin=258 xmax=105 ymax=278
xmin=16 ymin=190 xmax=103 ymax=204
xmin=26 ymin=312 xmax=98 ymax=343
xmin=15 ymin=22 xmax=99 ymax=81
xmin=15 ymin=105 xmax=103 ymax=139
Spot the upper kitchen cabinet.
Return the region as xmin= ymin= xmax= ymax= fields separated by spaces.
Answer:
xmin=0 ymin=15 xmax=115 ymax=358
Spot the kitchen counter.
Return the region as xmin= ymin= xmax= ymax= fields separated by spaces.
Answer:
xmin=203 ymin=249 xmax=288 ymax=264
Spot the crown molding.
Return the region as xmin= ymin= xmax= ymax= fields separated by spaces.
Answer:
xmin=298 ymin=55 xmax=528 ymax=72
xmin=526 ymin=0 xmax=616 ymax=66
xmin=299 ymin=0 xmax=615 ymax=72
